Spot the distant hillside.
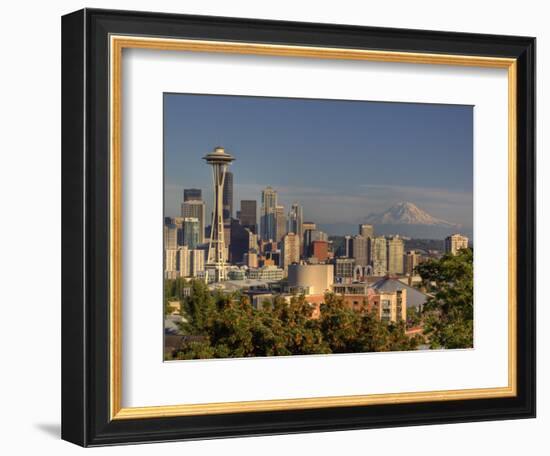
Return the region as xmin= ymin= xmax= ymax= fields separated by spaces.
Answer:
xmin=321 ymin=223 xmax=471 ymax=240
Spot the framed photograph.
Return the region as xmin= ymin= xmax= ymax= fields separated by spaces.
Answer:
xmin=61 ymin=8 xmax=535 ymax=446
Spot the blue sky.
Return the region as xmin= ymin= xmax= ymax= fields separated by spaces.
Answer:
xmin=164 ymin=93 xmax=473 ymax=232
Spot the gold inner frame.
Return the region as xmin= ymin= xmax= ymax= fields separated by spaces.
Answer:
xmin=109 ymin=35 xmax=517 ymax=420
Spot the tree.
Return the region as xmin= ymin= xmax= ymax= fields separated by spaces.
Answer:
xmin=317 ymin=293 xmax=416 ymax=353
xmin=406 ymin=306 xmax=422 ymax=329
xmin=416 ymin=248 xmax=473 ymax=349
xmin=179 ymin=279 xmax=215 ymax=334
xmin=169 ymin=284 xmax=420 ymax=360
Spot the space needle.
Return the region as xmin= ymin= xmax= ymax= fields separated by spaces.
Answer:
xmin=203 ymin=146 xmax=235 ymax=282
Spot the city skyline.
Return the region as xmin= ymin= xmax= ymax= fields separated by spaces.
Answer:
xmin=164 ymin=93 xmax=473 ymax=235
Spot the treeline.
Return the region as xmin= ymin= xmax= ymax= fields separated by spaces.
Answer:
xmin=166 ymin=280 xmax=420 ymax=360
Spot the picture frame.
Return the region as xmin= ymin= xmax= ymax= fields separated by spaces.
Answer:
xmin=61 ymin=8 xmax=536 ymax=446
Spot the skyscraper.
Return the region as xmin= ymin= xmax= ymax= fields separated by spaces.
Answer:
xmin=275 ymin=205 xmax=287 ymax=242
xmin=203 ymin=146 xmax=235 ymax=282
xmin=387 ymin=235 xmax=405 ymax=275
xmin=183 ymin=188 xmax=202 ymax=202
xmin=164 ymin=248 xmax=179 ymax=279
xmin=189 ymin=249 xmax=205 ymax=277
xmin=239 ymin=200 xmax=257 ymax=232
xmin=371 ymin=236 xmax=388 ymax=276
xmin=303 ymin=229 xmax=328 ymax=256
xmin=288 ymin=203 xmax=303 ymax=248
xmin=183 ymin=217 xmax=200 ymax=249
xmin=281 ymin=232 xmax=300 ymax=271
xmin=165 ymin=216 xmax=185 ymax=246
xmin=260 ymin=186 xmax=278 ymax=241
xmin=181 ymin=200 xmax=206 ymax=243
xmin=351 ymin=235 xmax=368 ymax=267
xmin=302 ymin=221 xmax=316 ymax=232
xmin=445 ymin=234 xmax=469 ymax=255
xmin=359 ymin=224 xmax=374 ymax=264
xmin=302 ymin=221 xmax=316 ymax=255
xmin=164 ymin=223 xmax=178 ymax=250
xmin=359 ymin=224 xmax=374 ymax=239
xmin=177 ymin=245 xmax=190 ymax=278
xmin=222 ymin=171 xmax=233 ymax=222
xmin=229 ymin=218 xmax=255 ymax=264
xmin=343 ymin=235 xmax=353 ymax=257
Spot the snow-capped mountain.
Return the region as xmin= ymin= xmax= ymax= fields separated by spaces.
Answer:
xmin=365 ymin=202 xmax=458 ymax=227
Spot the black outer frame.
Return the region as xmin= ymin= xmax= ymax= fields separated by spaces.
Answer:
xmin=61 ymin=8 xmax=536 ymax=447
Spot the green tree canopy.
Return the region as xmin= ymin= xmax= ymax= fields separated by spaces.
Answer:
xmin=169 ymin=282 xmax=419 ymax=360
xmin=416 ymin=248 xmax=473 ymax=349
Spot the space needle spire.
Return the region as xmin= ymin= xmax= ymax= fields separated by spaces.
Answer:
xmin=203 ymin=146 xmax=235 ymax=282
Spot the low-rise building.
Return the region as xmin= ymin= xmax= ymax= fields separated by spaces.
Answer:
xmin=227 ymin=268 xmax=246 ymax=280
xmin=251 ymin=293 xmax=292 ymax=310
xmin=371 ymin=276 xmax=428 ymax=311
xmin=333 ymin=257 xmax=355 ymax=283
xmin=331 ymin=282 xmax=407 ymax=321
xmin=247 ymin=265 xmax=285 ymax=282
xmin=370 ymin=288 xmax=407 ymax=322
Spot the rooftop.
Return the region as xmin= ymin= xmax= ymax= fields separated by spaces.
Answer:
xmin=371 ymin=276 xmax=429 ymax=308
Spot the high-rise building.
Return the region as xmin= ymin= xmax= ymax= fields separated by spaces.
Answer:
xmin=177 ymin=245 xmax=190 ymax=277
xmin=203 ymin=146 xmax=235 ymax=282
xmin=288 ymin=203 xmax=303 ymax=248
xmin=229 ymin=219 xmax=255 ymax=264
xmin=165 ymin=217 xmax=185 ymax=245
xmin=239 ymin=200 xmax=257 ymax=232
xmin=222 ymin=171 xmax=233 ymax=222
xmin=248 ymin=231 xmax=258 ymax=251
xmin=183 ymin=188 xmax=202 ymax=202
xmin=343 ymin=235 xmax=353 ymax=258
xmin=260 ymin=186 xmax=278 ymax=241
xmin=405 ymin=250 xmax=420 ymax=276
xmin=302 ymin=221 xmax=316 ymax=232
xmin=223 ymin=224 xmax=231 ymax=258
xmin=304 ymin=229 xmax=328 ymax=256
xmin=445 ymin=234 xmax=469 ymax=255
xmin=359 ymin=224 xmax=374 ymax=239
xmin=181 ymin=200 xmax=206 ymax=243
xmin=281 ymin=232 xmax=300 ymax=271
xmin=243 ymin=251 xmax=258 ymax=268
xmin=301 ymin=221 xmax=316 ymax=253
xmin=183 ymin=217 xmax=200 ymax=249
xmin=275 ymin=205 xmax=287 ymax=242
xmin=387 ymin=236 xmax=405 ymax=275
xmin=189 ymin=249 xmax=205 ymax=277
xmin=371 ymin=236 xmax=388 ymax=276
xmin=311 ymin=240 xmax=329 ymax=262
xmin=164 ymin=248 xmax=179 ymax=279
xmin=359 ymin=224 xmax=374 ymax=264
xmin=164 ymin=223 xmax=178 ymax=250
xmin=351 ymin=235 xmax=368 ymax=267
